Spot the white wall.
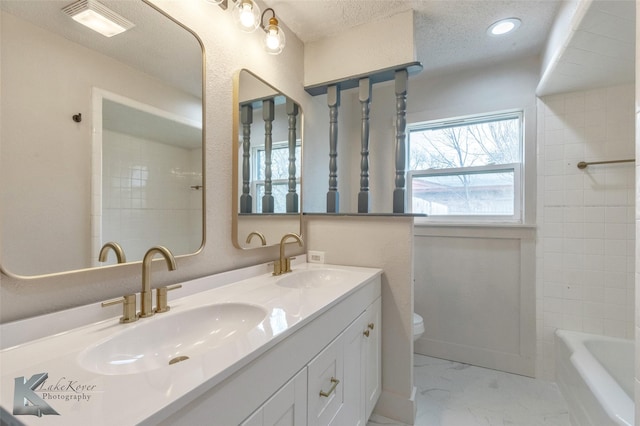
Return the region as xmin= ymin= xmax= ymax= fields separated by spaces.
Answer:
xmin=537 ymin=85 xmax=636 ymax=380
xmin=304 ymin=10 xmax=415 ymax=87
xmin=636 ymin=2 xmax=640 ymax=419
xmin=305 ymin=215 xmax=416 ymax=425
xmin=414 ymin=225 xmax=536 ymax=376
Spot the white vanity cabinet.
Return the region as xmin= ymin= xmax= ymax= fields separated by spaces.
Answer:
xmin=338 ymin=297 xmax=381 ymax=426
xmin=156 ymin=275 xmax=382 ymax=426
xmin=248 ymin=297 xmax=381 ymax=426
xmin=241 ymin=368 xmax=308 ymax=426
xmin=363 ymin=297 xmax=382 ymax=419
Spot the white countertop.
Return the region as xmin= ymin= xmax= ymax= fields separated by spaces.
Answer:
xmin=0 ymin=263 xmax=382 ymax=425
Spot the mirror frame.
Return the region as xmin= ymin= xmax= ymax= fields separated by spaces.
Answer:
xmin=232 ymin=69 xmax=304 ymax=250
xmin=0 ymin=0 xmax=207 ymax=279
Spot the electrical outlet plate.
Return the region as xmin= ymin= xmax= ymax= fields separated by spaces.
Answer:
xmin=307 ymin=251 xmax=325 ymax=264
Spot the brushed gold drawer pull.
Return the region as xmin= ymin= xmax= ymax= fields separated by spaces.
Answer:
xmin=368 ymin=323 xmax=375 ymax=330
xmin=363 ymin=329 xmax=370 ymax=337
xmin=319 ymin=377 xmax=339 ymax=397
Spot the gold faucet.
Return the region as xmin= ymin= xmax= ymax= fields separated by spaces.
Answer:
xmin=246 ymin=231 xmax=267 ymax=246
xmin=98 ymin=242 xmax=126 ymax=264
xmin=274 ymin=233 xmax=303 ymax=276
xmin=140 ymin=246 xmax=177 ymax=318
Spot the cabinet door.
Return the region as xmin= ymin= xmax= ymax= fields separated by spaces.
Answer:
xmin=307 ymin=333 xmax=344 ymax=426
xmin=363 ymin=297 xmax=382 ymax=420
xmin=241 ymin=368 xmax=308 ymax=426
xmin=341 ymin=311 xmax=367 ymax=426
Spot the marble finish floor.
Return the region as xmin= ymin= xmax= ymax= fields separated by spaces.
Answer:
xmin=368 ymin=354 xmax=570 ymax=426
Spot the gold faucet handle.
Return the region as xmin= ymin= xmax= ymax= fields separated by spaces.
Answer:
xmin=102 ymin=294 xmax=137 ymax=323
xmin=283 ymin=257 xmax=292 ymax=273
xmin=155 ymin=284 xmax=182 ymax=313
xmin=286 ymin=257 xmax=298 ymax=273
xmin=272 ymin=261 xmax=282 ymax=276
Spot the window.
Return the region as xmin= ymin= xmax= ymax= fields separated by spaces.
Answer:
xmin=407 ymin=111 xmax=522 ymax=221
xmin=252 ymin=142 xmax=301 ymax=213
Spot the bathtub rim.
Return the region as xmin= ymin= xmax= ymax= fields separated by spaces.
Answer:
xmin=555 ymin=329 xmax=634 ymax=426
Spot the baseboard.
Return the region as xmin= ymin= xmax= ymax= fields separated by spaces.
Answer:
xmin=415 ymin=337 xmax=534 ymax=377
xmin=372 ymin=386 xmax=417 ymax=425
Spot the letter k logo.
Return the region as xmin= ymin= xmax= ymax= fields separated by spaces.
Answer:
xmin=13 ymin=373 xmax=59 ymax=416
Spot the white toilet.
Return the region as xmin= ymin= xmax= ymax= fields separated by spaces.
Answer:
xmin=413 ymin=312 xmax=425 ymax=342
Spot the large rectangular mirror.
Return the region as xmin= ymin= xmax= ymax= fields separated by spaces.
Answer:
xmin=0 ymin=0 xmax=205 ymax=277
xmin=232 ymin=70 xmax=302 ymax=249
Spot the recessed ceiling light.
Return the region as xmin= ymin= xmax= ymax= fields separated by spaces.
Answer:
xmin=62 ymin=0 xmax=135 ymax=38
xmin=487 ymin=18 xmax=521 ymax=36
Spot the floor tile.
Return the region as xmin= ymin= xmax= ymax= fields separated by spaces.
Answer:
xmin=368 ymin=354 xmax=570 ymax=426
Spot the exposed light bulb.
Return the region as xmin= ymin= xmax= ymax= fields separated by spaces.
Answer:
xmin=266 ymin=29 xmax=280 ymax=50
xmin=264 ymin=16 xmax=285 ymax=54
xmin=233 ymin=0 xmax=260 ymax=32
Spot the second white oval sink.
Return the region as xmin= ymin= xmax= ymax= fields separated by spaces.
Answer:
xmin=78 ymin=303 xmax=268 ymax=375
xmin=276 ymin=268 xmax=353 ymax=289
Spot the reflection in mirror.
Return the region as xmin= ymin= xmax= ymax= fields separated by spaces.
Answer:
xmin=233 ymin=70 xmax=302 ymax=249
xmin=0 ymin=1 xmax=204 ymax=277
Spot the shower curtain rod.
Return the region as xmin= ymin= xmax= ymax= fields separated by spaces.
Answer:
xmin=577 ymin=159 xmax=635 ymax=169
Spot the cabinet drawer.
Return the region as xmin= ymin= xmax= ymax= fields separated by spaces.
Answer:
xmin=241 ymin=367 xmax=308 ymax=426
xmin=307 ymin=335 xmax=344 ymax=426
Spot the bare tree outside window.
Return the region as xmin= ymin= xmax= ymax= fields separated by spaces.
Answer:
xmin=408 ymin=114 xmax=522 ymax=218
xmin=254 ymin=144 xmax=301 ymax=212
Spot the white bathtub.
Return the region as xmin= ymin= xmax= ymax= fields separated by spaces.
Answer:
xmin=555 ymin=330 xmax=634 ymax=426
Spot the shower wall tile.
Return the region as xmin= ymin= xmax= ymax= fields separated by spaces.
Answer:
xmin=536 ymin=84 xmax=635 ymax=380
xmin=101 ymin=131 xmax=202 ymax=261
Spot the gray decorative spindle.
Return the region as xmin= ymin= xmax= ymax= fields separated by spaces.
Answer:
xmin=262 ymin=98 xmax=275 ymax=213
xmin=327 ymin=84 xmax=340 ymax=213
xmin=286 ymin=99 xmax=299 ymax=213
xmin=393 ymin=69 xmax=408 ymax=213
xmin=240 ymin=104 xmax=253 ymax=213
xmin=358 ymin=77 xmax=372 ymax=213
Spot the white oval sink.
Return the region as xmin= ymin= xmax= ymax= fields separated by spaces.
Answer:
xmin=78 ymin=303 xmax=268 ymax=375
xmin=276 ymin=268 xmax=353 ymax=289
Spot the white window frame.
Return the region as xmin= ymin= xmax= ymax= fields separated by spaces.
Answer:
xmin=251 ymin=141 xmax=301 ymax=213
xmin=407 ymin=111 xmax=523 ymax=224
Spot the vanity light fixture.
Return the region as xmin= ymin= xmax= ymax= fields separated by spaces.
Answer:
xmin=261 ymin=8 xmax=285 ymax=55
xmin=205 ymin=0 xmax=227 ymax=6
xmin=487 ymin=17 xmax=521 ymax=36
xmin=62 ymin=0 xmax=134 ymax=37
xmin=233 ymin=0 xmax=261 ymax=32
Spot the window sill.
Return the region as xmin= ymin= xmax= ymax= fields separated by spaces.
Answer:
xmin=414 ymin=220 xmax=536 ymax=230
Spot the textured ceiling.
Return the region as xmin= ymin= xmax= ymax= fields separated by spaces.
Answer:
xmin=263 ymin=0 xmax=564 ymax=75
